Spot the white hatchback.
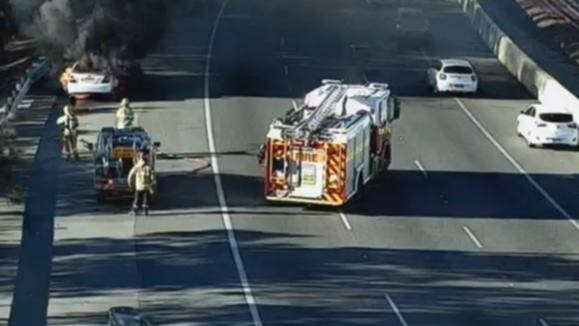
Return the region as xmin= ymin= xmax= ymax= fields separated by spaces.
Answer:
xmin=516 ymin=104 xmax=578 ymax=147
xmin=427 ymin=59 xmax=478 ymax=94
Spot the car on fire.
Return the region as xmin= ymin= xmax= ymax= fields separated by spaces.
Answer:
xmin=60 ymin=59 xmax=117 ymax=98
xmin=60 ymin=55 xmax=143 ymax=99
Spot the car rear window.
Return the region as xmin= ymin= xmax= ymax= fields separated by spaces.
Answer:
xmin=443 ymin=66 xmax=473 ymax=74
xmin=539 ymin=113 xmax=573 ymax=123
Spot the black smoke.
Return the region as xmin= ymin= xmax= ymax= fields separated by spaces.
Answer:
xmin=9 ymin=0 xmax=167 ymax=67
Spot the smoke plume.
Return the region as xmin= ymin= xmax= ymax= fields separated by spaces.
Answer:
xmin=10 ymin=0 xmax=167 ymax=67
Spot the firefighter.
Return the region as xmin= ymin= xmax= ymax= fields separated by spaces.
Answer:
xmin=116 ymin=98 xmax=134 ymax=129
xmin=56 ymin=105 xmax=80 ymax=161
xmin=257 ymin=143 xmax=266 ymax=165
xmin=127 ymin=151 xmax=155 ymax=216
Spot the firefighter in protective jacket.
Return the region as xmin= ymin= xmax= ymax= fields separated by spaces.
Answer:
xmin=127 ymin=152 xmax=155 ymax=215
xmin=56 ymin=105 xmax=79 ymax=161
xmin=116 ymin=98 xmax=134 ymax=129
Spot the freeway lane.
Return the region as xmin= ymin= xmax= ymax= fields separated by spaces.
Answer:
xmin=207 ymin=0 xmax=579 ymax=325
xmin=45 ymin=1 xmax=253 ymax=324
xmin=20 ymin=0 xmax=579 ymax=324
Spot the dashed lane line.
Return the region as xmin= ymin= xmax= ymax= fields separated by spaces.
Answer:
xmin=338 ymin=210 xmax=352 ymax=231
xmin=204 ymin=1 xmax=262 ymax=325
xmin=462 ymin=226 xmax=484 ymax=249
xmin=455 ymin=98 xmax=579 ymax=232
xmin=413 ymin=160 xmax=428 ymax=178
xmin=539 ymin=318 xmax=549 ymax=326
xmin=385 ymin=294 xmax=409 ymax=326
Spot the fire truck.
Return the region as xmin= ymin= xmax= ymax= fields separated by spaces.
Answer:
xmin=263 ymin=80 xmax=400 ymax=206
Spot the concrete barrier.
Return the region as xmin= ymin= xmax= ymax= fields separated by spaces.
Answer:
xmin=456 ymin=0 xmax=579 ymax=117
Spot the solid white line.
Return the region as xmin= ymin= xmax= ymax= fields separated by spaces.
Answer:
xmin=413 ymin=160 xmax=427 ymax=178
xmin=283 ymin=65 xmax=288 ymax=76
xmin=539 ymin=318 xmax=549 ymax=326
xmin=385 ymin=294 xmax=409 ymax=326
xmin=338 ymin=210 xmax=352 ymax=231
xmin=462 ymin=226 xmax=483 ymax=249
xmin=280 ymin=37 xmax=285 ymax=48
xmin=455 ymin=98 xmax=579 ymax=231
xmin=204 ymin=1 xmax=262 ymax=325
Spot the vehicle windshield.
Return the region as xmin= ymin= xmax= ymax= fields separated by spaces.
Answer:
xmin=539 ymin=113 xmax=573 ymax=123
xmin=443 ymin=66 xmax=473 ymax=74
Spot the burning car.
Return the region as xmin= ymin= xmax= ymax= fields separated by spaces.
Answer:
xmin=60 ymin=54 xmax=142 ymax=99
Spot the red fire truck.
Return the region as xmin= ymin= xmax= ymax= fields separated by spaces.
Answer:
xmin=263 ymin=80 xmax=400 ymax=206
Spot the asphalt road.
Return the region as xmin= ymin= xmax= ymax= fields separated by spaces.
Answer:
xmin=9 ymin=0 xmax=579 ymax=325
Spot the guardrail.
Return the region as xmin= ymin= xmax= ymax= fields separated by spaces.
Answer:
xmin=0 ymin=57 xmax=51 ymax=127
xmin=456 ymin=0 xmax=579 ymax=118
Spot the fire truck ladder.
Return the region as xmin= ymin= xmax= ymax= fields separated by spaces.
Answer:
xmin=303 ymin=84 xmax=346 ymax=134
xmin=283 ymin=84 xmax=346 ymax=194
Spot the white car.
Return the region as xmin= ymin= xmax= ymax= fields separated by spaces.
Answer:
xmin=60 ymin=61 xmax=118 ymax=97
xmin=426 ymin=59 xmax=478 ymax=94
xmin=516 ymin=104 xmax=578 ymax=147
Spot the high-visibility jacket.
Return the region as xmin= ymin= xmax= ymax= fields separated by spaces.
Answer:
xmin=128 ymin=161 xmax=155 ymax=191
xmin=57 ymin=114 xmax=79 ymax=136
xmin=116 ymin=106 xmax=134 ymax=129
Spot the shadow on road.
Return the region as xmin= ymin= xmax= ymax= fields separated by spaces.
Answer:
xmin=45 ymin=228 xmax=579 ymax=325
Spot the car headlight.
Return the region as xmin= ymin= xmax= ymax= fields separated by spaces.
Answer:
xmin=439 ymin=73 xmax=447 ymax=80
xmin=471 ymin=75 xmax=477 ymax=82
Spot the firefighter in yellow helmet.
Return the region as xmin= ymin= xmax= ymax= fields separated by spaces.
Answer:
xmin=56 ymin=105 xmax=79 ymax=161
xmin=116 ymin=98 xmax=134 ymax=129
xmin=127 ymin=150 xmax=155 ymax=216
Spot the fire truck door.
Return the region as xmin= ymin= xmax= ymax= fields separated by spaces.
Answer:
xmin=289 ymin=148 xmax=324 ymax=198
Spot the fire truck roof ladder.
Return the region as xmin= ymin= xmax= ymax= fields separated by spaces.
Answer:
xmin=304 ymin=83 xmax=346 ymax=134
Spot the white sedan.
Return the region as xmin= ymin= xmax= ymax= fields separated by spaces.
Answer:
xmin=426 ymin=59 xmax=478 ymax=94
xmin=516 ymin=104 xmax=578 ymax=147
xmin=60 ymin=61 xmax=118 ymax=98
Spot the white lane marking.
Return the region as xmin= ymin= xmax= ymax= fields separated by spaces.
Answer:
xmin=204 ymin=2 xmax=262 ymax=325
xmin=539 ymin=318 xmax=549 ymax=326
xmin=462 ymin=226 xmax=483 ymax=249
xmin=385 ymin=294 xmax=409 ymax=326
xmin=283 ymin=65 xmax=288 ymax=76
xmin=413 ymin=160 xmax=427 ymax=178
xmin=362 ymin=71 xmax=369 ymax=83
xmin=280 ymin=37 xmax=285 ymax=48
xmin=338 ymin=210 xmax=352 ymax=231
xmin=455 ymin=98 xmax=579 ymax=231
xmin=292 ymin=100 xmax=299 ymax=111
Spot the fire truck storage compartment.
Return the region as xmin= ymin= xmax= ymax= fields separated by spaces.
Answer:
xmin=346 ymin=114 xmax=371 ymax=195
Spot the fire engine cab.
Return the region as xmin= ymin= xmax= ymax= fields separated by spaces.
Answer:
xmin=263 ymin=79 xmax=401 ymax=206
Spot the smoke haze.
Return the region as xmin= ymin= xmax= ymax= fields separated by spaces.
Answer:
xmin=9 ymin=0 xmax=167 ymax=66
